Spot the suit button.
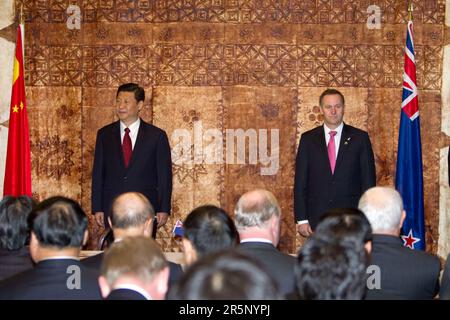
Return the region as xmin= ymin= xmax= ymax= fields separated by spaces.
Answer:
xmin=329 ymin=199 xmax=333 ymax=203
xmin=123 ymin=176 xmax=128 ymax=180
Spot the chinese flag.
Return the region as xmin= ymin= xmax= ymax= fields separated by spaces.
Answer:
xmin=3 ymin=24 xmax=31 ymax=197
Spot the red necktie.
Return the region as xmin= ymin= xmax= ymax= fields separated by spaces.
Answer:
xmin=328 ymin=130 xmax=337 ymax=174
xmin=122 ymin=128 xmax=132 ymax=168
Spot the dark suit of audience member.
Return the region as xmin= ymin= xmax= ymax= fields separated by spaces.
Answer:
xmin=106 ymin=288 xmax=148 ymax=300
xmin=237 ymin=241 xmax=296 ymax=296
xmin=359 ymin=187 xmax=440 ymax=300
xmin=0 ymin=196 xmax=101 ymax=300
xmin=294 ymin=89 xmax=376 ymax=237
xmin=0 ymin=196 xmax=36 ymax=281
xmin=234 ymin=189 xmax=296 ymax=296
xmin=91 ymin=83 xmax=172 ymax=233
xmin=366 ymin=234 xmax=440 ymax=300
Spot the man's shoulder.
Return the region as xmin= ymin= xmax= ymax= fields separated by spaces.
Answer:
xmin=343 ymin=124 xmax=368 ymax=136
xmin=139 ymin=119 xmax=168 ymax=136
xmin=97 ymin=121 xmax=119 ymax=134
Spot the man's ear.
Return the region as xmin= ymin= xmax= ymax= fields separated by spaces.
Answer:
xmin=399 ymin=210 xmax=406 ymax=230
xmin=156 ymin=267 xmax=170 ymax=299
xmin=137 ymin=100 xmax=144 ymax=112
xmin=98 ymin=276 xmax=111 ymax=299
xmin=182 ymin=238 xmax=197 ymax=265
xmin=29 ymin=232 xmax=40 ymax=263
xmin=82 ymin=230 xmax=89 ymax=247
xmin=143 ymin=218 xmax=154 ymax=238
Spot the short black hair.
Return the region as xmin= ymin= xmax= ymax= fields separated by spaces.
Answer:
xmin=0 ymin=196 xmax=36 ymax=250
xmin=116 ymin=83 xmax=145 ymax=103
xmin=29 ymin=196 xmax=88 ymax=248
xmin=169 ymin=250 xmax=281 ymax=300
xmin=319 ymin=88 xmax=345 ymax=107
xmin=183 ymin=205 xmax=238 ymax=258
xmin=316 ymin=208 xmax=372 ymax=245
xmin=295 ymin=235 xmax=368 ymax=300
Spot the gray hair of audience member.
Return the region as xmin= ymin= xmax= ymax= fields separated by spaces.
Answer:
xmin=358 ymin=187 xmax=404 ymax=233
xmin=295 ymin=235 xmax=368 ymax=300
xmin=100 ymin=236 xmax=168 ymax=286
xmin=234 ymin=189 xmax=281 ymax=229
xmin=169 ymin=250 xmax=281 ymax=300
xmin=110 ymin=192 xmax=155 ymax=229
xmin=0 ymin=196 xmax=36 ymax=250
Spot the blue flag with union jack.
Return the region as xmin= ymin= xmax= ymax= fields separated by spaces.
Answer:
xmin=395 ymin=20 xmax=425 ymax=250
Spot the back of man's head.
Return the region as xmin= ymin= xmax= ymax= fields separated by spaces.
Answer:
xmin=99 ymin=236 xmax=169 ymax=300
xmin=110 ymin=192 xmax=155 ymax=229
xmin=234 ymin=189 xmax=280 ymax=230
xmin=169 ymin=250 xmax=281 ymax=300
xmin=0 ymin=195 xmax=36 ymax=250
xmin=183 ymin=205 xmax=238 ymax=259
xmin=29 ymin=196 xmax=87 ymax=249
xmin=295 ymin=235 xmax=368 ymax=300
xmin=316 ymin=208 xmax=372 ymax=247
xmin=358 ymin=187 xmax=404 ymax=235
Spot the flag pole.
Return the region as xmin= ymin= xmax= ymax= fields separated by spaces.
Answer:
xmin=19 ymin=4 xmax=25 ymax=59
xmin=408 ymin=1 xmax=413 ymax=21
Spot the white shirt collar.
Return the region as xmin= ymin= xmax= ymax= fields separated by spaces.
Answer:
xmin=120 ymin=118 xmax=140 ymax=134
xmin=113 ymin=284 xmax=152 ymax=300
xmin=323 ymin=122 xmax=344 ymax=136
xmin=39 ymin=256 xmax=79 ymax=262
xmin=240 ymin=238 xmax=274 ymax=245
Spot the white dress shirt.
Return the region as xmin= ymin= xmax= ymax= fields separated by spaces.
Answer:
xmin=120 ymin=118 xmax=140 ymax=150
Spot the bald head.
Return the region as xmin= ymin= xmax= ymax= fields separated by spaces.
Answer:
xmin=110 ymin=192 xmax=155 ymax=229
xmin=358 ymin=187 xmax=404 ymax=234
xmin=234 ymin=189 xmax=280 ymax=229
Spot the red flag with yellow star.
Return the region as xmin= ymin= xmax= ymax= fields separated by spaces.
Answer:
xmin=3 ymin=24 xmax=31 ymax=196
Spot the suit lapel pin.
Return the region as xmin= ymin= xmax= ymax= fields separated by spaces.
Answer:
xmin=344 ymin=137 xmax=351 ymax=145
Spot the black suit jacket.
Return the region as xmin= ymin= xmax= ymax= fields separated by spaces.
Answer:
xmin=0 ymin=247 xmax=34 ymax=282
xmin=0 ymin=259 xmax=101 ymax=300
xmin=294 ymin=124 xmax=376 ymax=229
xmin=439 ymin=254 xmax=450 ymax=299
xmin=106 ymin=288 xmax=148 ymax=300
xmin=81 ymin=251 xmax=183 ymax=289
xmin=365 ymin=235 xmax=440 ymax=300
xmin=92 ymin=119 xmax=172 ymax=219
xmin=236 ymin=242 xmax=296 ymax=296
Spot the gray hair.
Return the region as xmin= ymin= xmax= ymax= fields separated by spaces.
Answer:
xmin=358 ymin=187 xmax=404 ymax=233
xmin=101 ymin=236 xmax=167 ymax=287
xmin=234 ymin=189 xmax=280 ymax=229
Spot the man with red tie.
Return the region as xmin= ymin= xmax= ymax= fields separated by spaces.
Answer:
xmin=294 ymin=89 xmax=376 ymax=237
xmin=91 ymin=83 xmax=172 ymax=234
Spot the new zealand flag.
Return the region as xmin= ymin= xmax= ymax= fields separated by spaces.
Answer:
xmin=395 ymin=20 xmax=425 ymax=250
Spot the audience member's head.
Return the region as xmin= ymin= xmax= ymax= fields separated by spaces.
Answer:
xmin=234 ymin=189 xmax=281 ymax=245
xmin=295 ymin=235 xmax=368 ymax=300
xmin=358 ymin=187 xmax=405 ymax=236
xmin=0 ymin=196 xmax=36 ymax=251
xmin=169 ymin=250 xmax=281 ymax=300
xmin=109 ymin=192 xmax=155 ymax=239
xmin=28 ymin=196 xmax=88 ymax=262
xmin=316 ymin=207 xmax=372 ymax=253
xmin=182 ymin=205 xmax=238 ymax=265
xmin=99 ymin=236 xmax=169 ymax=300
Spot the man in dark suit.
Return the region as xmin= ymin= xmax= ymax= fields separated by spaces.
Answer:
xmin=0 ymin=196 xmax=101 ymax=300
xmin=91 ymin=83 xmax=172 ymax=234
xmin=234 ymin=189 xmax=296 ymax=297
xmin=99 ymin=236 xmax=169 ymax=300
xmin=82 ymin=192 xmax=182 ymax=288
xmin=358 ymin=187 xmax=440 ymax=300
xmin=439 ymin=254 xmax=450 ymax=299
xmin=294 ymin=88 xmax=376 ymax=236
